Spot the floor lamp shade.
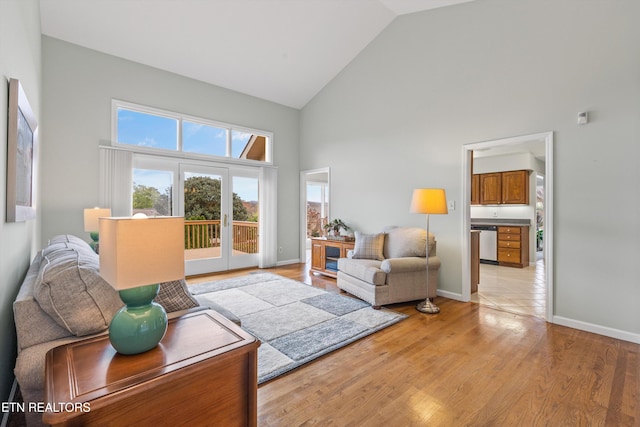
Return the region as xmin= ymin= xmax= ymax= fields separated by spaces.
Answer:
xmin=99 ymin=216 xmax=185 ymax=354
xmin=410 ymin=188 xmax=448 ymax=215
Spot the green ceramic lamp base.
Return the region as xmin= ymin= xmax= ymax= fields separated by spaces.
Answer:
xmin=109 ymin=284 xmax=167 ymax=355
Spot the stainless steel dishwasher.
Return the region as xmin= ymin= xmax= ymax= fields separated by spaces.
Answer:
xmin=471 ymin=225 xmax=498 ymax=264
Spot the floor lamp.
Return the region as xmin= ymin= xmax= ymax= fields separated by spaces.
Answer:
xmin=410 ymin=188 xmax=448 ymax=314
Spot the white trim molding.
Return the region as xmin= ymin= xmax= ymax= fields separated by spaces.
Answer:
xmin=461 ymin=131 xmax=554 ymax=322
xmin=553 ymin=316 xmax=640 ymax=344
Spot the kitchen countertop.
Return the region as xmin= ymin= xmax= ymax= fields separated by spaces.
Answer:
xmin=471 ymin=218 xmax=531 ymax=226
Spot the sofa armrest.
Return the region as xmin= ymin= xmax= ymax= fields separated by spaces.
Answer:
xmin=380 ymin=256 xmax=441 ymax=273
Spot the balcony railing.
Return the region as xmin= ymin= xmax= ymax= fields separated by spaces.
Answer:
xmin=184 ymin=220 xmax=258 ymax=254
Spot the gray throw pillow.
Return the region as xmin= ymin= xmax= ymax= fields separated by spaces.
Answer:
xmin=352 ymin=231 xmax=385 ymax=260
xmin=33 ymin=246 xmax=123 ymax=336
xmin=155 ymin=279 xmax=199 ymax=312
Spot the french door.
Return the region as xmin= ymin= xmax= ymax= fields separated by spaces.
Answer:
xmin=180 ymin=164 xmax=260 ymax=276
xmin=132 ymin=155 xmax=260 ymax=277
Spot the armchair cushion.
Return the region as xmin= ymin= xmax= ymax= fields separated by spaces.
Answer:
xmin=352 ymin=231 xmax=385 ymax=260
xmin=384 ymin=227 xmax=429 ymax=258
xmin=337 ymin=258 xmax=386 ymax=285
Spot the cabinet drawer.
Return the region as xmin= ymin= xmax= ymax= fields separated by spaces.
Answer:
xmin=498 ymin=226 xmax=520 ymax=234
xmin=498 ymin=248 xmax=521 ymax=263
xmin=498 ymin=240 xmax=521 ymax=249
xmin=498 ymin=233 xmax=521 ymax=242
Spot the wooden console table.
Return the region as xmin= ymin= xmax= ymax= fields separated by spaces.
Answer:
xmin=310 ymin=238 xmax=355 ymax=278
xmin=43 ymin=309 xmax=260 ymax=426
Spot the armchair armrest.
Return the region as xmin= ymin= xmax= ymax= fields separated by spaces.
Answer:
xmin=380 ymin=256 xmax=441 ymax=273
xmin=381 ymin=257 xmax=423 ymax=273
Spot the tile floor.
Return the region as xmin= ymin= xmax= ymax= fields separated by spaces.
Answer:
xmin=471 ymin=253 xmax=546 ymax=318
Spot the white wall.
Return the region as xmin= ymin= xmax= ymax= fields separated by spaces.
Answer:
xmin=0 ymin=0 xmax=42 ymax=402
xmin=41 ymin=37 xmax=301 ymax=262
xmin=300 ymin=0 xmax=640 ymax=340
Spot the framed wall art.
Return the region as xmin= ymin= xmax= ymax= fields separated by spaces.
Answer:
xmin=6 ymin=78 xmax=38 ymax=222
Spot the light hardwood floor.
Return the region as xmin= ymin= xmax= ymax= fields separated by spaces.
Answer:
xmin=188 ymin=262 xmax=640 ymax=426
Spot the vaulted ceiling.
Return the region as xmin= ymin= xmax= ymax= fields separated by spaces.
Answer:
xmin=39 ymin=0 xmax=475 ymax=109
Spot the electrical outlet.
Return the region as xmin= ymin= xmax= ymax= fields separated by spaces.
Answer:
xmin=448 ymin=200 xmax=455 ymax=211
xmin=492 ymin=211 xmax=498 ymax=217
xmin=278 ymin=246 xmax=283 ymax=253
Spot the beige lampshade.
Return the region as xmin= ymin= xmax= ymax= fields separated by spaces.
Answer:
xmin=84 ymin=208 xmax=112 ymax=232
xmin=99 ymin=216 xmax=185 ymax=290
xmin=410 ymin=188 xmax=448 ymax=214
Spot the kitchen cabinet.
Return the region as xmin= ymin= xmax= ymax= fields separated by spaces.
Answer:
xmin=501 ymin=170 xmax=529 ymax=204
xmin=479 ymin=173 xmax=502 ymax=204
xmin=472 ymin=170 xmax=529 ymax=205
xmin=310 ymin=238 xmax=355 ymax=278
xmin=471 ymin=174 xmax=480 ymax=205
xmin=497 ymin=226 xmax=529 ymax=268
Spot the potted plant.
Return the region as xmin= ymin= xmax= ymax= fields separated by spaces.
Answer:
xmin=324 ymin=219 xmax=350 ymax=238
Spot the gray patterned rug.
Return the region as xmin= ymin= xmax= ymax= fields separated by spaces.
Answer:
xmin=189 ymin=272 xmax=407 ymax=384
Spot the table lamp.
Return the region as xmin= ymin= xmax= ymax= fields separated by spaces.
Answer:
xmin=410 ymin=188 xmax=448 ymax=314
xmin=83 ymin=207 xmax=111 ymax=252
xmin=99 ymin=214 xmax=185 ymax=355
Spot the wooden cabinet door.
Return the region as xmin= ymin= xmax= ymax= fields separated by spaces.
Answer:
xmin=471 ymin=174 xmax=480 ymax=205
xmin=311 ymin=241 xmax=324 ymax=270
xmin=480 ymin=173 xmax=501 ymax=204
xmin=502 ymin=170 xmax=529 ymax=204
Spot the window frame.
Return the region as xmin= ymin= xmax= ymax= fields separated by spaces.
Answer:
xmin=111 ymin=99 xmax=273 ymax=165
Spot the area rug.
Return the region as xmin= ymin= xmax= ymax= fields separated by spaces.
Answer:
xmin=189 ymin=272 xmax=407 ymax=384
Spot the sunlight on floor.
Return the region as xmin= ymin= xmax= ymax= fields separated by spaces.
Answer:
xmin=471 ymin=254 xmax=546 ymax=319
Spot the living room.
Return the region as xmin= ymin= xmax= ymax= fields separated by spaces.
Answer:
xmin=2 ymin=0 xmax=639 ymax=425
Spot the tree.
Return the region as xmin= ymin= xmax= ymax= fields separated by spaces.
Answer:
xmin=184 ymin=176 xmax=251 ymax=221
xmin=132 ymin=184 xmax=171 ymax=215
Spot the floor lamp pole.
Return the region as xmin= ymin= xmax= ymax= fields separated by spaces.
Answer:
xmin=416 ymin=213 xmax=440 ymax=314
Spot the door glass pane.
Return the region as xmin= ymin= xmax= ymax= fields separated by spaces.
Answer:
xmin=132 ymin=169 xmax=173 ymax=216
xmin=184 ymin=172 xmax=223 ymax=260
xmin=232 ymin=176 xmax=259 ymax=256
xmin=183 ymin=121 xmax=228 ymax=157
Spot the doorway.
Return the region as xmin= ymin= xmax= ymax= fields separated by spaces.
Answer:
xmin=300 ymin=168 xmax=330 ymax=263
xmin=462 ymin=132 xmax=554 ymax=322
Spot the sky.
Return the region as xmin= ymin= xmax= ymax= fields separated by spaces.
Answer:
xmin=121 ymin=108 xmax=258 ymax=202
xmin=118 ymin=109 xmax=252 ymax=157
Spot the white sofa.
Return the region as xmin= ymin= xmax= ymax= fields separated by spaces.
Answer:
xmin=337 ymin=227 xmax=440 ymax=308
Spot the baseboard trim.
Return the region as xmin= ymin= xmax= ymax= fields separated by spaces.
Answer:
xmin=437 ymin=290 xmax=465 ymax=302
xmin=553 ymin=315 xmax=640 ymax=344
xmin=276 ymin=258 xmax=301 ymax=267
xmin=0 ymin=378 xmax=18 ymax=427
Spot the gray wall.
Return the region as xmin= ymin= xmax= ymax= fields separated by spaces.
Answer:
xmin=41 ymin=36 xmax=301 ymax=262
xmin=300 ymin=0 xmax=640 ymax=338
xmin=0 ymin=0 xmax=42 ymax=402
